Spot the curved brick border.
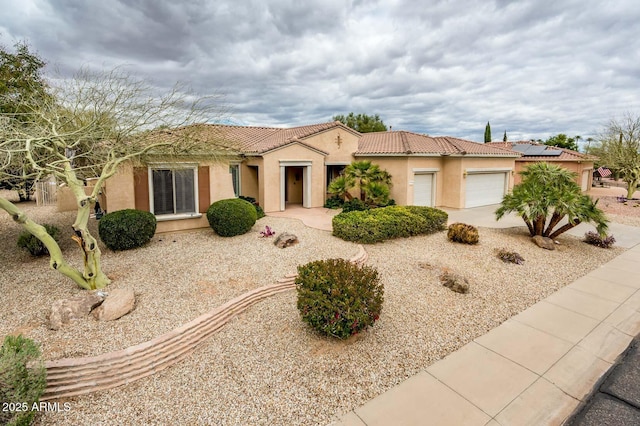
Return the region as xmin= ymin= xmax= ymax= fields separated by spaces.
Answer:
xmin=41 ymin=245 xmax=368 ymax=401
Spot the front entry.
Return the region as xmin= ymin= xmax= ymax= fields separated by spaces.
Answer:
xmin=285 ymin=167 xmax=304 ymax=204
xmin=279 ymin=161 xmax=312 ymax=211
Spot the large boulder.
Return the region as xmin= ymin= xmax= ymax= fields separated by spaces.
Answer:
xmin=92 ymin=288 xmax=135 ymax=321
xmin=48 ymin=293 xmax=104 ymax=330
xmin=274 ymin=232 xmax=299 ymax=249
xmin=532 ymin=235 xmax=556 ymax=250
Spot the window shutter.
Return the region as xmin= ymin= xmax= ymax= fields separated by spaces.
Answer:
xmin=134 ymin=167 xmax=150 ymax=211
xmin=198 ymin=166 xmax=210 ymax=213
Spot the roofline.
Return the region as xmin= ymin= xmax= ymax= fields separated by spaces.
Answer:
xmin=355 ymin=153 xmax=521 ymax=158
xmin=248 ymin=140 xmax=329 ymax=156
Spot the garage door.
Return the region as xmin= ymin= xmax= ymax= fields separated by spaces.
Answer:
xmin=581 ymin=170 xmax=590 ymax=191
xmin=413 ymin=174 xmax=433 ymax=206
xmin=465 ymin=173 xmax=506 ymax=208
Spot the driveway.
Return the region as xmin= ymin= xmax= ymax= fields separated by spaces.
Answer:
xmin=442 ymin=204 xmax=640 ymax=248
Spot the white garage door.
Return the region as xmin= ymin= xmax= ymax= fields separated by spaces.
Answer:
xmin=465 ymin=173 xmax=506 ymax=208
xmin=413 ymin=174 xmax=433 ymax=206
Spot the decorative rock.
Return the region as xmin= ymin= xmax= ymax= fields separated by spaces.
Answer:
xmin=440 ymin=271 xmax=470 ymax=294
xmin=274 ymin=232 xmax=299 ymax=249
xmin=92 ymin=288 xmax=135 ymax=321
xmin=532 ymin=235 xmax=556 ymax=250
xmin=48 ymin=293 xmax=104 ymax=330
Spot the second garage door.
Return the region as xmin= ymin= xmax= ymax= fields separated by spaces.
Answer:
xmin=413 ymin=173 xmax=434 ymax=206
xmin=465 ymin=173 xmax=506 ymax=208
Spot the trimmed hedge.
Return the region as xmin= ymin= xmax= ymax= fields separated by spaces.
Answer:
xmin=296 ymin=258 xmax=383 ymax=339
xmin=99 ymin=209 xmax=157 ymax=251
xmin=332 ymin=205 xmax=448 ymax=244
xmin=238 ymin=195 xmax=265 ymax=219
xmin=207 ymin=198 xmax=257 ymax=237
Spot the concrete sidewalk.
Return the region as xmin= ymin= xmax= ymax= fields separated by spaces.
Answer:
xmin=334 ymin=243 xmax=640 ymax=425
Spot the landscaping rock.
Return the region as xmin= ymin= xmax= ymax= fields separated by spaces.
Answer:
xmin=440 ymin=271 xmax=470 ymax=294
xmin=532 ymin=235 xmax=556 ymax=250
xmin=92 ymin=288 xmax=135 ymax=321
xmin=274 ymin=232 xmax=299 ymax=248
xmin=48 ymin=293 xmax=104 ymax=330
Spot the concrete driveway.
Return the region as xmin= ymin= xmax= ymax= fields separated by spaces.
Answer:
xmin=442 ymin=204 xmax=640 ymax=249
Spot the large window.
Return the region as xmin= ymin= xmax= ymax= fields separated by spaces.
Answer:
xmin=151 ymin=167 xmax=197 ymax=215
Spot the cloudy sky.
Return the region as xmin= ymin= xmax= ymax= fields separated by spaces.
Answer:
xmin=2 ymin=0 xmax=639 ymax=144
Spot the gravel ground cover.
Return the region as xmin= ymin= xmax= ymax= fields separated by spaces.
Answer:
xmin=596 ymin=195 xmax=640 ymax=227
xmin=0 ymin=191 xmax=630 ymax=425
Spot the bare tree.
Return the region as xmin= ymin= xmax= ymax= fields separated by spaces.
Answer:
xmin=599 ymin=113 xmax=640 ymax=199
xmin=0 ymin=67 xmax=237 ymax=290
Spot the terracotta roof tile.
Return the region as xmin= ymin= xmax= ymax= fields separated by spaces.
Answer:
xmin=357 ymin=131 xmax=519 ymax=156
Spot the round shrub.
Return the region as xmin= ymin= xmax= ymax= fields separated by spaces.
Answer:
xmin=239 ymin=195 xmax=265 ymax=219
xmin=17 ymin=224 xmax=60 ymax=256
xmin=99 ymin=209 xmax=157 ymax=251
xmin=296 ymin=259 xmax=383 ymax=339
xmin=447 ymin=222 xmax=479 ymax=244
xmin=207 ymin=198 xmax=257 ymax=237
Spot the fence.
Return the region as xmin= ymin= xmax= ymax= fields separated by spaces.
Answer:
xmin=35 ymin=181 xmax=58 ymax=206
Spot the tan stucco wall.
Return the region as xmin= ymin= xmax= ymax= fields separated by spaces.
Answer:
xmin=260 ymin=144 xmax=326 ymax=212
xmin=360 ymin=157 xmax=410 ymax=205
xmin=514 ymin=160 xmax=594 ymax=191
xmin=103 ymin=160 xmax=235 ymax=233
xmin=302 ymin=128 xmax=359 ymax=163
xmin=239 ymin=163 xmax=259 ymax=200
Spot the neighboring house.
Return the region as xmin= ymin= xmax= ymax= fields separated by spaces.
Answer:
xmin=487 ymin=141 xmax=595 ymax=191
xmin=102 ymin=121 xmax=521 ymax=232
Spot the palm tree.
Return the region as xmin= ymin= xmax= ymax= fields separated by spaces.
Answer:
xmin=327 ymin=175 xmax=354 ymax=201
xmin=496 ymin=162 xmax=608 ymax=238
xmin=345 ymin=160 xmax=375 ymax=201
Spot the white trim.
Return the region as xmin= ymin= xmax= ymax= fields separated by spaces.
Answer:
xmin=465 ymin=167 xmax=513 ymax=174
xmin=156 ymin=213 xmax=203 ymax=222
xmin=303 ymin=165 xmax=311 ymax=208
xmin=412 ymin=167 xmax=440 ymax=173
xmin=279 ymin=160 xmax=313 ymax=167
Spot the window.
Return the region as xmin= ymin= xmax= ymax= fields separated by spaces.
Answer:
xmin=150 ymin=167 xmax=198 ymax=215
xmin=229 ymin=164 xmax=240 ymax=197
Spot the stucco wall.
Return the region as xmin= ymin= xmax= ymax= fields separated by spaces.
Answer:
xmin=103 ymin=162 xmax=136 ymax=212
xmin=361 ymin=157 xmax=410 ymax=205
xmin=302 ymin=128 xmax=359 ymax=163
xmin=514 ymin=160 xmax=594 ymax=190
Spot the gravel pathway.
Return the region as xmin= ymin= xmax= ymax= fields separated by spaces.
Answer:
xmin=0 ymin=193 xmax=629 ymax=425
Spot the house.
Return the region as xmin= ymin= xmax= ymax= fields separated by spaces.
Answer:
xmin=102 ymin=121 xmax=521 ymax=232
xmin=486 ymin=141 xmax=595 ymax=191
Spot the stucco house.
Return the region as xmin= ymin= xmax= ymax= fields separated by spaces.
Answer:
xmin=487 ymin=141 xmax=595 ymax=191
xmin=102 ymin=121 xmax=521 ymax=232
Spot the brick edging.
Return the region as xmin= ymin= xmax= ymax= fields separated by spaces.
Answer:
xmin=41 ymin=245 xmax=367 ymax=400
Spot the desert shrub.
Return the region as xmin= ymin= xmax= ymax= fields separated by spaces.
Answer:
xmin=341 ymin=198 xmax=369 ymax=213
xmin=496 ymin=248 xmax=525 ymax=265
xmin=238 ymin=195 xmax=265 ymax=219
xmin=402 ymin=206 xmax=448 ymax=233
xmin=17 ymin=224 xmax=60 ymax=257
xmin=207 ymin=198 xmax=257 ymax=237
xmin=440 ymin=269 xmax=470 ymax=294
xmin=584 ymin=231 xmax=616 ymax=249
xmin=296 ymin=259 xmax=383 ymax=339
xmin=0 ymin=335 xmax=47 ymax=426
xmin=332 ymin=206 xmax=448 ymax=244
xmin=324 ymin=196 xmax=344 ymax=209
xmin=447 ymin=222 xmax=479 ymax=244
xmin=98 ymin=209 xmax=157 ymax=251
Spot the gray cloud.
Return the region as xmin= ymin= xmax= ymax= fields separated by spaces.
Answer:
xmin=1 ymin=0 xmax=639 ymax=142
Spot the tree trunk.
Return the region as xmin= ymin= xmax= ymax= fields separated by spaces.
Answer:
xmin=533 ymin=215 xmax=545 ymax=236
xmin=521 ymin=213 xmax=535 ymax=236
xmin=66 ymin=169 xmax=110 ymax=290
xmin=549 ymin=219 xmax=582 ymax=239
xmin=0 ymin=197 xmax=91 ymax=289
xmin=626 ymin=178 xmax=639 ymax=199
xmin=543 ymin=211 xmax=564 ymax=237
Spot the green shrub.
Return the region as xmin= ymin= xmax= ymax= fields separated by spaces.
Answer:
xmin=447 ymin=222 xmax=479 ymax=244
xmin=332 ymin=205 xmax=448 ymax=244
xmin=341 ymin=198 xmax=369 ymax=213
xmin=324 ymin=196 xmax=344 ymax=209
xmin=17 ymin=224 xmax=60 ymax=257
xmin=296 ymin=259 xmax=383 ymax=339
xmin=496 ymin=248 xmax=525 ymax=265
xmin=584 ymin=231 xmax=616 ymax=249
xmin=0 ymin=335 xmax=46 ymax=426
xmin=239 ymin=195 xmax=265 ymax=219
xmin=207 ymin=198 xmax=257 ymax=237
xmin=98 ymin=209 xmax=157 ymax=251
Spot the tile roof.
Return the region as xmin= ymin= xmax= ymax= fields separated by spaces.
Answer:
xmin=356 ymin=131 xmax=519 ymax=156
xmin=487 ymin=141 xmax=595 ymax=161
